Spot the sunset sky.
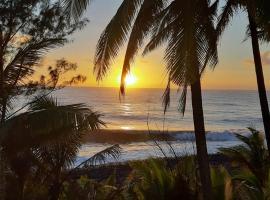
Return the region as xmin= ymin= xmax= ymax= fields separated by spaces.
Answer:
xmin=44 ymin=0 xmax=270 ymax=90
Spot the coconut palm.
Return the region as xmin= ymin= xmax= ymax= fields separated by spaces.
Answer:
xmin=64 ymin=0 xmax=219 ymax=199
xmin=217 ymin=0 xmax=270 ymax=153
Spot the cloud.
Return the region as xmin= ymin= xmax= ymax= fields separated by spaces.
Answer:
xmin=244 ymin=51 xmax=270 ymax=67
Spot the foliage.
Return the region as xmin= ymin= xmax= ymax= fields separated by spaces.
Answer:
xmin=211 ymin=167 xmax=233 ymax=200
xmin=219 ymin=128 xmax=269 ymax=186
xmin=93 ymin=0 xmax=218 ymax=112
xmin=60 ymin=174 xmax=125 ymax=200
xmin=62 ymin=0 xmax=93 ymax=22
xmin=219 ymin=128 xmax=270 ymax=200
xmin=0 ymin=0 xmax=88 ymax=123
xmin=128 ymin=159 xmax=197 ymax=200
xmin=217 ymin=0 xmax=270 ymax=42
xmin=0 ymin=96 xmax=106 ymax=199
xmin=75 ymin=144 xmax=122 ymax=168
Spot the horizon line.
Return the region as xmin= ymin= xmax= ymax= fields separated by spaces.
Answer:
xmin=67 ymin=86 xmax=261 ymax=91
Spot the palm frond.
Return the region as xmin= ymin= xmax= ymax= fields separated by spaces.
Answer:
xmin=162 ymin=78 xmax=171 ymax=114
xmin=94 ymin=0 xmax=143 ymax=81
xmin=216 ymin=0 xmax=239 ymax=38
xmin=178 ymin=85 xmax=188 ymax=115
xmin=144 ymin=0 xmax=218 ymax=115
xmin=75 ymin=144 xmax=122 ymax=168
xmin=219 ymin=128 xmax=269 ymax=185
xmin=62 ymin=0 xmax=92 ymax=21
xmin=0 ymin=96 xmax=105 ymax=154
xmin=4 ymin=38 xmax=66 ymax=87
xmin=120 ymin=0 xmax=166 ymax=94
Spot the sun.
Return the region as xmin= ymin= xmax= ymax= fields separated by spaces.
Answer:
xmin=117 ymin=73 xmax=137 ymax=86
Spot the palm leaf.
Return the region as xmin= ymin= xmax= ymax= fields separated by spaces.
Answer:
xmin=94 ymin=0 xmax=143 ymax=81
xmin=62 ymin=0 xmax=92 ymax=21
xmin=119 ymin=0 xmax=165 ymax=94
xmin=0 ymin=96 xmax=105 ymax=154
xmin=75 ymin=144 xmax=122 ymax=168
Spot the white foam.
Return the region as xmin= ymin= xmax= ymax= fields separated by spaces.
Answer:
xmin=172 ymin=130 xmax=250 ymax=141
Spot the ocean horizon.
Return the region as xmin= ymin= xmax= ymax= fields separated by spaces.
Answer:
xmin=52 ymin=87 xmax=266 ymax=131
xmin=35 ymin=87 xmax=267 ymax=163
xmin=15 ymin=87 xmax=268 ymax=163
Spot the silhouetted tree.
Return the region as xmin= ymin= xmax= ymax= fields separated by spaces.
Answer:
xmin=217 ymin=0 xmax=270 ymax=153
xmin=0 ymin=1 xmax=87 ymax=198
xmin=0 ymin=95 xmax=106 ymax=199
xmin=0 ymin=0 xmax=87 ymax=124
xmin=65 ymin=1 xmax=219 ymax=199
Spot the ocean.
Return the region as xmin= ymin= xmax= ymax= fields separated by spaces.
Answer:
xmin=46 ymin=87 xmax=268 ymax=163
xmin=54 ymin=87 xmax=264 ymax=131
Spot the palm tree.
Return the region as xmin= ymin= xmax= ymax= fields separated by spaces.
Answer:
xmin=217 ymin=0 xmax=270 ymax=153
xmin=64 ymin=0 xmax=218 ymax=199
xmin=0 ymin=96 xmax=121 ymax=199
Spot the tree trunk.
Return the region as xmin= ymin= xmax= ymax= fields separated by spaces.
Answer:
xmin=248 ymin=11 xmax=270 ymax=152
xmin=190 ymin=69 xmax=212 ymax=200
xmin=0 ymin=29 xmax=4 ymax=125
xmin=0 ymin=28 xmax=6 ymax=200
xmin=0 ymin=98 xmax=7 ymax=124
xmin=17 ymin=177 xmax=25 ymax=200
xmin=49 ymin=181 xmax=62 ymax=200
xmin=49 ymin=168 xmax=62 ymax=200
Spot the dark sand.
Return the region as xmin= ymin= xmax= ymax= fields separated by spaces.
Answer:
xmin=83 ymin=129 xmax=192 ymax=144
xmin=78 ymin=129 xmax=230 ymax=184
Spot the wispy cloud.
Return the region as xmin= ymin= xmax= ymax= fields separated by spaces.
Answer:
xmin=244 ymin=51 xmax=270 ymax=66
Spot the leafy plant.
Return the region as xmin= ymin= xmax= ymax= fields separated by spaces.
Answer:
xmin=129 ymin=159 xmax=196 ymax=200
xmin=0 ymin=96 xmax=105 ymax=199
xmin=219 ymin=128 xmax=269 ymax=186
xmin=219 ymin=128 xmax=270 ymax=199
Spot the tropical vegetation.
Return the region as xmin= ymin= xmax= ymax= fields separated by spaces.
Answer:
xmin=217 ymin=0 xmax=270 ymax=156
xmin=0 ymin=0 xmax=270 ymax=199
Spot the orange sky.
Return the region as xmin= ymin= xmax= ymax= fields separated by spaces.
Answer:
xmin=40 ymin=0 xmax=270 ymax=91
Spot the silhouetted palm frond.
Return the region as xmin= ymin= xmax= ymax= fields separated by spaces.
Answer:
xmin=94 ymin=0 xmax=143 ymax=82
xmin=0 ymin=96 xmax=105 ymax=154
xmin=216 ymin=0 xmax=240 ymax=38
xmin=143 ymin=0 xmax=218 ymax=113
xmin=119 ymin=0 xmax=166 ymax=94
xmin=62 ymin=0 xmax=92 ymax=21
xmin=75 ymin=144 xmax=122 ymax=168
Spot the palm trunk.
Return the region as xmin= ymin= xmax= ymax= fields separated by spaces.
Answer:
xmin=18 ymin=177 xmax=25 ymax=200
xmin=190 ymin=69 xmax=212 ymax=200
xmin=1 ymin=98 xmax=7 ymax=124
xmin=49 ymin=180 xmax=61 ymax=200
xmin=49 ymin=168 xmax=62 ymax=200
xmin=248 ymin=11 xmax=270 ymax=153
xmin=0 ymin=35 xmax=4 ymax=125
xmin=0 ymin=29 xmax=5 ymax=200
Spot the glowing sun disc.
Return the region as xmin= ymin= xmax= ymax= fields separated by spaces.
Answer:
xmin=118 ymin=73 xmax=137 ymax=86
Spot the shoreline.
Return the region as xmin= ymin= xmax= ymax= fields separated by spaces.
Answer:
xmin=83 ymin=129 xmax=242 ymax=144
xmin=83 ymin=129 xmax=192 ymax=144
